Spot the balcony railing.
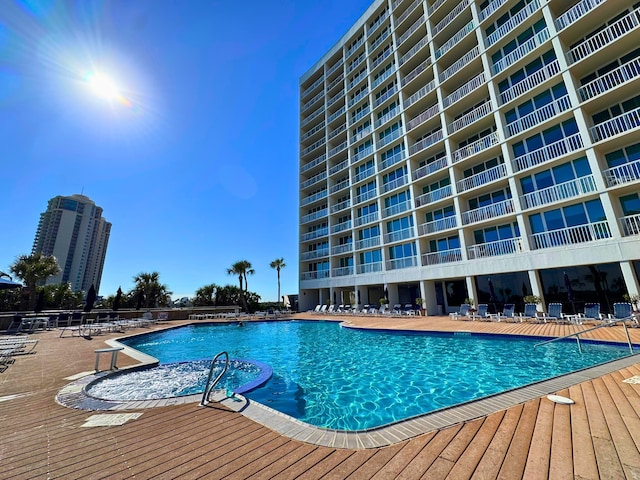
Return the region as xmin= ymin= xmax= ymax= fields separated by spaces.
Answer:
xmin=422 ymin=248 xmax=462 ymax=265
xmin=301 ymin=90 xmax=324 ymax=114
xmin=301 ymin=105 xmax=325 ymax=127
xmin=326 ymin=73 xmax=344 ymax=92
xmin=432 ymin=0 xmax=469 ymax=37
xmin=346 ymin=37 xmax=365 ymax=58
xmin=500 ymin=60 xmax=560 ymax=105
xmin=382 ymin=175 xmax=408 ymax=193
xmin=412 ymin=156 xmax=448 ymax=180
xmin=439 ymin=46 xmax=479 ymax=83
xmin=357 ymin=262 xmax=383 ymax=274
xmin=301 ymin=270 xmax=330 ymax=281
xmin=521 ymin=175 xmax=597 ymax=210
xmin=353 ymin=167 xmax=376 ymax=183
xmin=401 ymin=58 xmax=431 ymax=87
xmin=384 ymin=227 xmax=415 ymax=243
xmin=300 ymin=249 xmax=329 ymax=261
xmin=347 ymin=70 xmax=368 ymax=91
xmin=354 ymin=188 xmax=378 ymax=204
xmin=301 ymin=138 xmax=326 ymax=157
xmin=415 ymin=185 xmax=452 ymax=207
xmin=301 ymin=171 xmax=327 ymax=189
xmin=506 ymin=95 xmax=571 ymax=138
xmin=529 ymin=221 xmax=612 ymax=249
xmin=578 ymin=57 xmax=640 ymax=103
xmin=330 ymin=179 xmax=350 ymax=194
xmin=386 ymin=256 xmax=418 ymax=270
xmin=512 ymin=132 xmax=583 ymax=172
xmin=417 ymin=215 xmax=457 ymax=235
xmin=328 ymin=106 xmax=346 ymax=123
xmin=301 ymin=154 xmax=326 ymax=174
xmin=395 ymin=0 xmax=421 ymax=25
xmin=379 ymin=149 xmax=406 ymax=171
xmin=407 ymin=103 xmax=439 ymax=131
xmin=301 ymin=208 xmax=328 ymax=224
xmin=370 ymin=29 xmax=391 ymax=53
xmin=435 ymin=21 xmax=474 ymax=60
xmin=443 ymin=72 xmax=485 ymax=108
xmin=355 ymin=211 xmax=379 ymax=226
xmin=352 ymin=144 xmax=374 ymax=163
xmin=332 ymin=266 xmax=355 ymax=277
xmin=326 ymin=57 xmax=344 ymax=76
xmin=351 ymin=125 xmax=372 ymax=144
xmin=300 ymin=190 xmax=328 ymax=207
xmin=346 ymin=55 xmax=366 ymax=75
xmin=332 ymin=220 xmax=352 ymax=233
xmin=467 ymin=237 xmax=523 ymax=259
xmin=373 ymin=84 xmax=398 ymax=108
xmin=566 ymin=8 xmax=640 ymax=65
xmin=327 ymin=90 xmax=345 ymax=108
xmin=448 ymin=100 xmax=492 ymax=134
xmin=603 ymin=159 xmax=640 ymax=187
xmin=301 ymin=121 xmax=325 ymax=142
xmin=403 ymin=79 xmax=435 ymax=109
xmin=372 ymin=64 xmax=396 ymax=90
xmin=331 ymin=198 xmax=351 ymax=213
xmin=377 ymin=128 xmax=403 ymax=149
xmin=328 ymin=123 xmax=346 ymax=141
xmin=348 ymin=88 xmax=369 ymax=108
xmin=619 ymin=212 xmax=640 ymax=236
xmin=374 ymin=105 xmax=401 ymax=128
xmin=556 ymin=0 xmax=606 ymax=31
xmin=351 ymin=106 xmax=370 ymax=124
xmin=301 ymin=227 xmax=328 ymax=241
xmin=428 ymin=0 xmax=447 ymax=15
xmin=328 ymin=141 xmax=348 ymax=158
xmin=399 ymin=36 xmax=428 ymax=65
xmin=301 ymin=76 xmax=324 ymax=99
xmin=355 ymin=236 xmax=381 ymax=250
xmin=383 ymin=200 xmax=412 ymax=218
xmin=329 ymin=159 xmax=349 ymax=175
xmin=397 ymin=15 xmax=425 ymax=48
xmin=451 ymin=131 xmax=500 ymax=164
xmin=462 ymin=198 xmax=514 ymax=225
xmin=456 ymin=163 xmax=506 ymax=193
xmin=479 ymin=0 xmax=508 ymax=22
xmin=492 ymin=28 xmax=550 ymax=74
xmin=331 ymin=243 xmax=353 ymax=255
xmin=589 ymin=107 xmax=640 ymax=143
xmin=409 ymin=129 xmax=444 ymax=155
xmin=485 ymin=0 xmax=540 ymax=47
xmin=368 ymin=10 xmax=389 ymax=35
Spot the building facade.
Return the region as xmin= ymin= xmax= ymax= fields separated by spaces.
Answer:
xmin=298 ymin=0 xmax=640 ymax=315
xmin=33 ymin=194 xmax=111 ymax=293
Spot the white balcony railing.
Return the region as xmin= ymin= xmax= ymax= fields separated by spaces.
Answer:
xmin=401 ymin=58 xmax=431 ymax=87
xmin=368 ymin=10 xmax=388 ymax=35
xmin=456 ymin=163 xmax=506 ymax=193
xmin=399 ymin=36 xmax=428 ymax=66
xmin=348 ymin=70 xmax=368 ymax=91
xmin=331 ymin=220 xmax=352 ymax=234
xmin=422 ymin=248 xmax=462 ymax=265
xmin=462 ymin=198 xmax=514 ymax=225
xmin=417 ymin=215 xmax=457 ymax=235
xmin=301 ymin=121 xmax=325 ymax=142
xmin=355 ymin=211 xmax=379 ymax=226
xmin=301 ymin=90 xmax=324 ymax=114
xmin=328 ymin=106 xmax=346 ymax=123
xmin=329 ymin=159 xmax=349 ymax=176
xmin=395 ymin=0 xmax=421 ymax=25
xmin=529 ymin=221 xmax=612 ymax=249
xmin=301 ymin=137 xmax=326 ymax=157
xmin=619 ymin=213 xmax=640 ymax=236
xmin=383 ymin=200 xmax=412 ymax=218
xmin=439 ymin=46 xmax=479 ymax=83
xmin=301 ymin=154 xmax=326 ymax=174
xmin=397 ymin=15 xmax=425 ymax=48
xmin=351 ymin=125 xmax=372 ymax=144
xmin=479 ymin=0 xmax=508 ymax=22
xmin=451 ymin=131 xmax=500 ymax=163
xmin=301 ymin=171 xmax=327 ymax=189
xmin=589 ymin=107 xmax=640 ymax=143
xmin=356 ymin=262 xmax=383 ymax=274
xmin=301 ymin=270 xmax=330 ymax=281
xmin=346 ymin=54 xmax=366 ymax=75
xmin=330 ymin=179 xmax=350 ymax=194
xmin=412 ymin=156 xmax=448 ymax=180
xmin=409 ymin=129 xmax=444 ymax=155
xmin=505 ymin=95 xmax=571 ymax=137
xmin=493 ymin=28 xmax=550 ymax=74
xmin=354 ymin=188 xmax=378 ymax=204
xmin=351 ymin=106 xmax=370 ymax=124
xmin=432 ymin=0 xmax=469 ymax=37
xmin=301 ymin=227 xmax=328 ymax=241
xmin=353 ymin=167 xmax=376 ymax=183
xmin=346 ymin=37 xmax=365 ymax=58
xmin=373 ymin=84 xmax=398 ymax=109
xmin=578 ymin=57 xmax=640 ymax=102
xmin=348 ymin=88 xmax=369 ymax=108
xmin=327 ymin=90 xmax=345 ymax=108
xmin=485 ymin=0 xmax=540 ymax=47
xmin=332 ymin=266 xmax=355 ymax=277
xmin=520 ymin=175 xmax=597 ymax=210
xmin=300 ymin=249 xmax=329 ymax=261
xmin=448 ymin=100 xmax=492 ymax=134
xmin=331 ymin=198 xmax=351 ymax=213
xmin=382 ymin=175 xmax=408 ymax=193
xmin=301 ymin=208 xmax=328 ymax=224
xmin=407 ymin=103 xmax=439 ymax=131
xmin=351 ymin=145 xmax=374 ymax=163
xmin=556 ymin=0 xmax=606 ymax=31
xmin=415 ymin=185 xmax=452 ymax=207
xmin=386 ymin=256 xmax=418 ymax=270
xmin=301 ymin=105 xmax=325 ymax=128
xmin=355 ymin=236 xmax=381 ymax=250
xmin=331 ymin=243 xmax=353 ymax=255
xmin=326 ymin=57 xmax=343 ymax=76
xmin=443 ymin=72 xmax=485 ymax=108
xmin=566 ymin=8 xmax=640 ymax=65
xmin=370 ymin=29 xmax=391 ymax=55
xmin=380 ymin=150 xmax=406 ymax=172
xmin=467 ymin=237 xmax=523 ymax=259
xmin=603 ymin=159 xmax=640 ymax=187
xmin=512 ymin=133 xmax=583 ymax=172
xmin=500 ymin=60 xmax=560 ymax=105
xmin=435 ymin=21 xmax=474 ymax=60
xmin=300 ymin=189 xmax=328 ymax=207
xmin=403 ymin=79 xmax=436 ymax=109
xmin=328 ymin=141 xmax=348 ymax=157
xmin=384 ymin=227 xmax=415 ymax=243
xmin=371 ymin=65 xmax=396 ymax=90
xmin=374 ymin=105 xmax=401 ymax=129
xmin=301 ymin=76 xmax=324 ymax=99
xmin=377 ymin=128 xmax=403 ymax=149
xmin=326 ymin=73 xmax=344 ymax=92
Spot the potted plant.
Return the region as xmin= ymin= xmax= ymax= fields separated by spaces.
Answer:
xmin=415 ymin=297 xmax=425 ymax=316
xmin=463 ymin=297 xmax=474 ymax=308
xmin=623 ymin=293 xmax=640 ymax=311
xmin=523 ymin=295 xmax=541 ymax=305
xmin=379 ymin=297 xmax=388 ymax=306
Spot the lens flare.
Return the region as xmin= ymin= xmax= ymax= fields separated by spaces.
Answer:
xmin=84 ymin=71 xmax=132 ymax=108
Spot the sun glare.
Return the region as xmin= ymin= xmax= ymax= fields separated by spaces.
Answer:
xmin=84 ymin=71 xmax=132 ymax=108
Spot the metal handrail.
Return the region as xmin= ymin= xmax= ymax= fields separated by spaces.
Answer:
xmin=199 ymin=351 xmax=230 ymax=406
xmin=534 ymin=319 xmax=635 ymax=354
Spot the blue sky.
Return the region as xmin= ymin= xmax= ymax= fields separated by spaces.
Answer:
xmin=0 ymin=0 xmax=372 ymax=301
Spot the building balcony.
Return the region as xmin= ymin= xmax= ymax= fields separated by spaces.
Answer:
xmin=346 ymin=37 xmax=365 ymax=59
xmin=327 ymin=58 xmax=344 ymax=76
xmin=435 ymin=21 xmax=474 ymax=60
xmin=432 ymin=0 xmax=469 ymax=37
xmin=382 ymin=200 xmax=412 ymax=218
xmin=529 ymin=221 xmax=612 ymax=250
xmin=415 ymin=185 xmax=452 ymax=207
xmin=451 ymin=131 xmax=500 ymax=164
xmin=301 ymin=90 xmax=324 ymax=114
xmin=428 ymin=0 xmax=447 ymax=15
xmin=417 ymin=215 xmax=457 ymax=236
xmin=506 ymin=95 xmax=571 ymax=138
xmin=329 ymin=141 xmax=348 ymax=158
xmin=348 ymin=70 xmax=368 ymax=91
xmin=456 ymin=163 xmax=507 ymax=193
xmin=521 ymin=175 xmax=597 ymax=210
xmin=386 ymin=256 xmax=418 ymax=270
xmin=439 ymin=46 xmax=479 ymax=85
xmin=578 ymin=57 xmax=640 ymax=103
xmin=355 ymin=211 xmax=379 ymax=227
xmin=395 ymin=0 xmax=421 ymax=25
xmin=301 ymin=138 xmax=326 ymax=157
xmin=461 ymin=198 xmax=514 ymax=225
xmin=443 ymin=72 xmax=485 ymax=109
xmin=372 ymin=65 xmax=396 ymax=90
xmin=409 ymin=129 xmax=444 ymax=156
xmin=619 ymin=212 xmax=640 ymax=236
xmin=330 ymin=180 xmax=350 ymax=194
xmin=329 ymin=123 xmax=347 ymax=141
xmin=301 ymin=208 xmax=328 ymax=225
xmin=301 ymin=190 xmax=328 ymax=207
xmin=512 ymin=133 xmax=583 ymax=172
xmin=332 ymin=266 xmax=354 ymax=277
xmin=301 ymin=154 xmax=326 ymax=174
xmin=331 ymin=243 xmax=353 ymax=255
xmin=397 ymin=15 xmax=425 ymax=48
xmin=348 ymin=88 xmax=369 ymax=108
xmin=412 ymin=157 xmax=448 ymax=180
xmin=603 ymin=158 xmax=640 ymax=187
xmin=369 ymin=10 xmax=389 ymax=35
xmin=467 ymin=237 xmax=523 ymax=259
xmin=407 ymin=103 xmax=439 ymax=131
xmin=500 ymin=60 xmax=560 ymax=105
xmin=375 ymin=105 xmax=401 ymax=129
xmin=301 ymin=228 xmax=328 ymax=242
xmin=382 ymin=175 xmax=408 ymax=194
xmin=355 ymin=236 xmax=381 ymax=250
xmin=566 ymin=8 xmax=640 ymax=65
xmin=301 ymin=270 xmax=330 ymax=281
xmin=329 ymin=159 xmax=349 ymax=176
xmin=327 ymin=90 xmax=345 ymax=108
xmin=377 ymin=128 xmax=404 ymax=149
xmin=403 ymin=79 xmax=436 ymax=109
xmin=351 ymin=106 xmax=371 ymax=124
xmin=331 ymin=198 xmax=351 ymax=213
xmin=485 ymin=0 xmax=540 ymax=47
xmin=301 ymin=171 xmax=327 ymax=189
xmin=328 ymin=106 xmax=346 ymax=123
xmin=346 ymin=55 xmax=366 ymax=75
xmin=401 ymin=58 xmax=431 ymax=87
xmin=589 ymin=107 xmax=640 ymax=143
xmin=357 ymin=262 xmax=383 ymax=274
xmin=331 ymin=220 xmax=352 ymax=234
xmin=492 ymin=28 xmax=550 ymax=75
xmin=384 ymin=227 xmax=415 ymax=243
xmin=379 ymin=150 xmax=406 ymax=171
xmin=301 ymin=105 xmax=325 ymax=128
xmin=371 ymin=44 xmax=393 ymax=70
xmin=354 ymin=188 xmax=378 ymax=205
xmin=301 ymin=76 xmax=324 ymax=99
xmin=479 ymin=0 xmax=508 ymax=22
xmin=399 ymin=36 xmax=428 ymax=66
xmin=422 ymin=247 xmax=462 ymax=265
xmin=555 ymin=0 xmax=606 ymax=31
xmin=352 ymin=145 xmax=375 ymax=163
xmin=374 ymin=85 xmax=398 ymax=109
xmin=448 ymin=100 xmax=492 ymax=134
xmin=353 ymin=167 xmax=375 ymax=184
xmin=300 ymin=249 xmax=329 ymax=261
xmin=301 ymin=121 xmax=326 ymax=142
xmin=326 ymin=74 xmax=344 ymax=92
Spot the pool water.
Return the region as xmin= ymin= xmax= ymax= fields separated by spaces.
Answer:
xmin=119 ymin=321 xmax=632 ymax=430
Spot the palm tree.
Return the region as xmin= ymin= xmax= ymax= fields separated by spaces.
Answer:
xmin=133 ymin=271 xmax=172 ymax=308
xmin=270 ymin=258 xmax=286 ymax=305
xmin=194 ymin=283 xmax=218 ymax=306
xmin=10 ymin=253 xmax=60 ymax=310
xmin=227 ymin=261 xmax=254 ymax=311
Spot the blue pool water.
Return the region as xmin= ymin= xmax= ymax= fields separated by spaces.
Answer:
xmin=118 ymin=321 xmax=632 ymax=430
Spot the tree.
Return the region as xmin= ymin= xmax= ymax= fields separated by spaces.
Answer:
xmin=269 ymin=258 xmax=286 ymax=305
xmin=227 ymin=261 xmax=254 ymax=312
xmin=132 ymin=272 xmax=172 ymax=308
xmin=194 ymin=283 xmax=218 ymax=306
xmin=10 ymin=253 xmax=61 ymax=310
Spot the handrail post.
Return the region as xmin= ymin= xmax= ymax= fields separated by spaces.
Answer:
xmin=200 ymin=351 xmax=229 ymax=406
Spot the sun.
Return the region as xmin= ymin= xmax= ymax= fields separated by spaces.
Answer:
xmin=84 ymin=71 xmax=132 ymax=107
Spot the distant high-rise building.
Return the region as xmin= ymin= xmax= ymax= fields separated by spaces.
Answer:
xmin=33 ymin=194 xmax=111 ymax=293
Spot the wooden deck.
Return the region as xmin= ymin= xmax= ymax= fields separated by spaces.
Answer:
xmin=1 ymin=315 xmax=640 ymax=479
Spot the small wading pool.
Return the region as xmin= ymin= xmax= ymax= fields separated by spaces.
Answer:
xmin=108 ymin=321 xmax=634 ymax=431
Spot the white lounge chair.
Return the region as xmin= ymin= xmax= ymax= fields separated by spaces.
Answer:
xmin=450 ymin=304 xmax=470 ymax=320
xmin=469 ymin=304 xmax=489 ymax=321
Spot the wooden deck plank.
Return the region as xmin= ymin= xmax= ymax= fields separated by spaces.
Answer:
xmin=294 ymin=449 xmax=355 ymax=480
xmin=244 ymin=444 xmax=318 ymax=480
xmin=548 ymin=390 xmax=573 ymax=480
xmin=224 ymin=441 xmax=304 ymax=479
xmin=269 ymin=446 xmax=337 ymax=480
xmin=370 ymin=432 xmax=436 ymax=480
xmin=601 ymin=372 xmax=640 ymax=452
xmin=314 ymin=449 xmax=377 ymax=479
xmin=567 ymin=384 xmax=599 ymax=480
xmin=345 ymin=443 xmax=406 ymax=480
xmin=521 ymin=395 xmax=554 ymax=479
xmin=497 ymin=398 xmax=539 ymax=479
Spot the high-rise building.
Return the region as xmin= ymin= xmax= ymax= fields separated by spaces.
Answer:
xmin=33 ymin=194 xmax=111 ymax=293
xmin=298 ymin=0 xmax=640 ymax=315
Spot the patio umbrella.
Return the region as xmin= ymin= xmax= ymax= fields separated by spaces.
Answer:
xmin=113 ymin=287 xmax=122 ymax=311
xmin=564 ymin=271 xmax=575 ymax=314
xmin=84 ymin=284 xmax=96 ymax=313
xmin=0 ymin=277 xmax=22 ymax=290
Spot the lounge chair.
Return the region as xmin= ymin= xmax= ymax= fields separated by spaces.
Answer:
xmin=335 ymin=304 xmax=345 ymax=313
xmin=403 ymin=304 xmax=416 ymax=316
xmin=520 ymin=303 xmax=539 ymax=322
xmin=612 ymin=302 xmax=638 ymax=327
xmin=319 ymin=304 xmax=328 ymax=313
xmin=391 ymin=304 xmax=403 ymax=315
xmin=490 ymin=304 xmax=517 ymax=322
xmin=450 ymin=304 xmax=470 ymax=320
xmin=310 ymin=305 xmax=321 ymax=313
xmin=566 ymin=303 xmax=604 ymax=325
xmin=326 ymin=304 xmax=336 ymax=314
xmin=469 ymin=304 xmax=489 ymax=321
xmin=379 ymin=304 xmax=390 ymax=315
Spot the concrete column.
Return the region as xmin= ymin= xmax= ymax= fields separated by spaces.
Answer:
xmin=527 ymin=270 xmax=545 ymax=312
xmin=621 ymin=261 xmax=640 ymax=298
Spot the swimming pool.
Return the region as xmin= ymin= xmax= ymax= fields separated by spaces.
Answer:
xmin=116 ymin=320 xmax=633 ymax=430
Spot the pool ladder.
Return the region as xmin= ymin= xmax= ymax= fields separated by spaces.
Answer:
xmin=200 ymin=351 xmax=229 ymax=406
xmin=533 ymin=319 xmax=635 ymax=354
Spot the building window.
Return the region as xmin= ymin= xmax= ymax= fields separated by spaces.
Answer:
xmin=528 ymin=199 xmax=606 ymax=234
xmin=491 ymin=19 xmax=547 ymax=66
xmin=497 ymin=49 xmax=556 ymax=93
xmin=512 ymin=119 xmax=579 ymax=158
xmin=604 ymin=141 xmax=640 ymax=167
xmin=429 ymin=235 xmax=460 ymax=252
xmin=519 ymin=157 xmax=590 ymax=193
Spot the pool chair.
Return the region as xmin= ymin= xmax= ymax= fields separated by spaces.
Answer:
xmin=449 ymin=304 xmax=470 ymax=320
xmin=391 ymin=304 xmax=403 ymax=315
xmin=326 ymin=304 xmax=336 ymax=314
xmin=367 ymin=305 xmax=378 ymax=315
xmin=335 ymin=304 xmax=345 ymax=313
xmin=319 ymin=304 xmax=328 ymax=313
xmin=403 ymin=304 xmax=416 ymax=316
xmin=520 ymin=303 xmax=540 ymax=323
xmin=567 ymin=303 xmax=604 ymax=325
xmin=469 ymin=304 xmax=489 ymax=321
xmin=311 ymin=304 xmax=321 ymax=313
xmin=490 ymin=304 xmax=517 ymax=322
xmin=612 ymin=302 xmax=639 ymax=327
